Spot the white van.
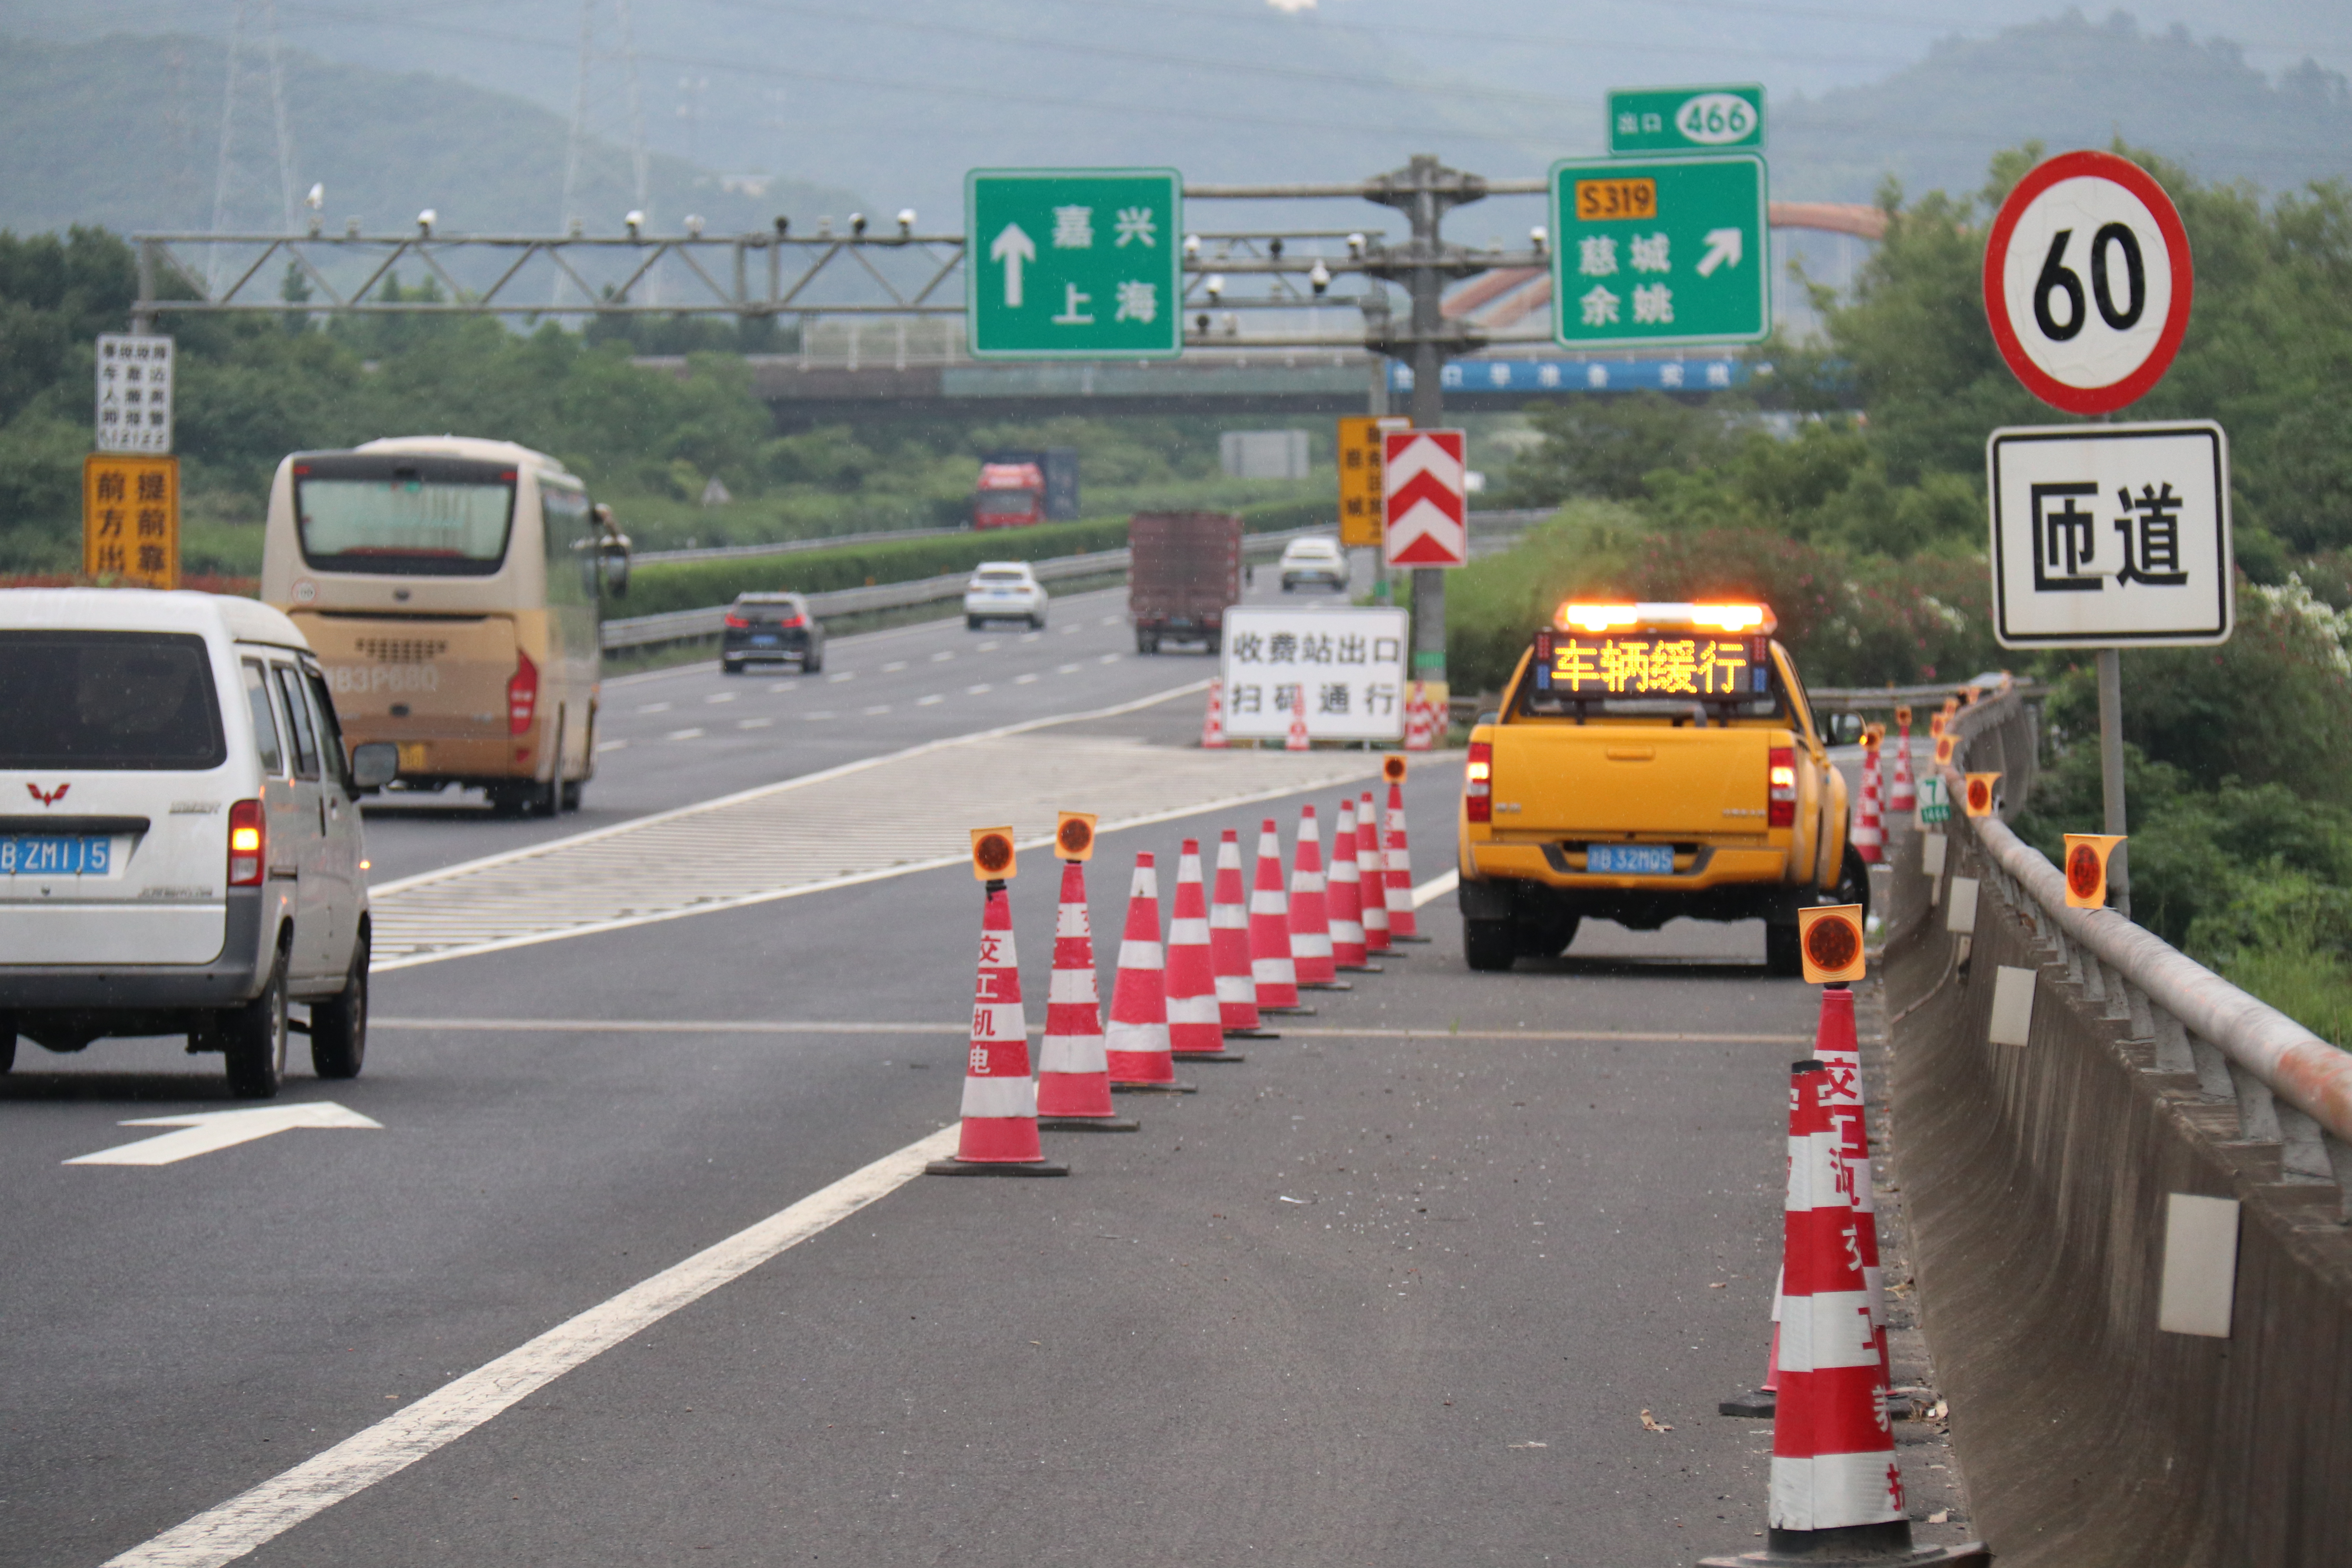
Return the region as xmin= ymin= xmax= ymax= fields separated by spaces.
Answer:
xmin=0 ymin=590 xmax=396 ymax=1096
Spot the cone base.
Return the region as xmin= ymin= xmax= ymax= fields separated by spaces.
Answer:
xmin=1038 ymin=1116 xmax=1141 ymax=1133
xmin=1698 ymin=1533 xmax=1988 ymax=1568
xmin=1111 ymin=1080 xmax=1198 ymax=1095
xmin=1258 ymin=1004 xmax=1317 ymax=1016
xmin=1718 ymin=1389 xmax=1776 ymax=1418
xmin=1336 ymin=962 xmax=1385 ymax=973
xmin=1225 ymin=1026 xmax=1280 ymax=1040
xmin=1299 ymin=979 xmax=1354 ymax=991
xmin=924 ymin=1158 xmax=1070 ymax=1177
xmin=1387 ymin=933 xmax=1432 ymax=944
xmin=1172 ymin=1049 xmax=1247 ymax=1063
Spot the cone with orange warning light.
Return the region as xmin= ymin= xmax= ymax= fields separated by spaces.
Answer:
xmin=1932 ymin=732 xmax=1956 ymax=771
xmin=1357 ymin=791 xmax=1394 ymax=955
xmin=1034 ymin=816 xmax=1140 ymax=1134
xmin=1887 ymin=707 xmax=1917 ymax=816
xmin=1962 ymin=772 xmax=2000 ymax=818
xmin=1381 ymin=763 xmax=1427 ymax=943
xmin=1851 ymin=728 xmax=1885 ymax=866
xmin=926 ymin=837 xmax=1067 ymax=1177
xmin=1105 ymin=851 xmax=1196 ymax=1094
xmin=2063 ymin=833 xmax=2125 ymax=910
xmin=1201 ymin=678 xmax=1228 ymax=749
xmin=1210 ymin=828 xmax=1278 ymax=1040
xmin=1796 ymin=905 xmax=1867 ymax=986
xmin=1698 ymin=1062 xmax=1987 ymax=1567
xmin=1249 ymin=818 xmax=1312 ymax=1014
xmin=1327 ymin=798 xmax=1378 ymax=972
xmin=1166 ymin=838 xmax=1245 ymax=1062
xmin=1287 ymin=804 xmax=1348 ymax=991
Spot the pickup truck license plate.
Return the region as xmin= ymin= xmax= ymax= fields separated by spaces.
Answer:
xmin=0 ymin=834 xmax=111 ymax=876
xmin=1586 ymin=844 xmax=1672 ymax=875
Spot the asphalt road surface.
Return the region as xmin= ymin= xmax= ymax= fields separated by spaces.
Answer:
xmin=2 ymin=584 xmax=1917 ymax=1568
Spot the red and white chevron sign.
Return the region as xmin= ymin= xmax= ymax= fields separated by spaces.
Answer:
xmin=1381 ymin=429 xmax=1468 ymax=568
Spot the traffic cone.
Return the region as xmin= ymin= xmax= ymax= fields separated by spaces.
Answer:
xmin=1167 ymin=838 xmax=1244 ymax=1062
xmin=1853 ymin=731 xmax=1885 ymax=865
xmin=1285 ymin=684 xmax=1310 ymax=751
xmin=1105 ymin=852 xmax=1194 ymax=1094
xmin=1211 ymin=828 xmax=1278 ymax=1040
xmin=1887 ymin=713 xmax=1916 ymax=815
xmin=1288 ymin=804 xmax=1348 ymax=990
xmin=1201 ymin=677 xmax=1228 ymax=749
xmin=1382 ymin=779 xmax=1427 ymax=942
xmin=926 ymin=883 xmax=1068 ymax=1176
xmin=1250 ymin=818 xmax=1311 ymax=1015
xmin=1699 ymin=1061 xmax=1987 ymax=1566
xmin=1403 ymin=684 xmax=1432 ymax=751
xmin=1034 ymin=858 xmax=1140 ymax=1133
xmin=1812 ymin=986 xmax=1889 ymax=1378
xmin=1357 ymin=791 xmax=1394 ymax=956
xmin=1327 ymin=798 xmax=1378 ymax=972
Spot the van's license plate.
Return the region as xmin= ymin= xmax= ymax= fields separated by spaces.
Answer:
xmin=0 ymin=835 xmax=111 ymax=876
xmin=1586 ymin=844 xmax=1672 ymax=875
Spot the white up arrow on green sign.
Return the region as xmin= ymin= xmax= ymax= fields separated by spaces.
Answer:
xmin=965 ymin=168 xmax=1184 ymax=360
xmin=1548 ymin=154 xmax=1771 ymax=351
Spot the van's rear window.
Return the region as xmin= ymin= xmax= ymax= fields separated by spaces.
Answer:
xmin=0 ymin=632 xmax=227 ymax=770
xmin=294 ymin=454 xmax=516 ymax=576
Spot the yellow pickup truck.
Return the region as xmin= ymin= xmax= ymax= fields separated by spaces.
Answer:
xmin=1456 ymin=601 xmax=1864 ymax=975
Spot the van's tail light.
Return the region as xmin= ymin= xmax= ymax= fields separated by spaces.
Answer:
xmin=1465 ymin=740 xmax=1493 ymax=824
xmin=1768 ymin=746 xmax=1797 ymax=828
xmin=723 ymin=612 xmax=750 ymax=630
xmin=508 ymin=651 xmax=539 ymax=735
xmin=228 ymin=799 xmax=265 ymax=886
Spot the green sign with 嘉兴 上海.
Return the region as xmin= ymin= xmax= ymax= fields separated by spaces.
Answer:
xmin=965 ymin=168 xmax=1184 ymax=360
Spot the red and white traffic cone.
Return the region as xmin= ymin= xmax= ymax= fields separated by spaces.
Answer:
xmin=1327 ymin=798 xmax=1378 ymax=972
xmin=1034 ymin=858 xmax=1140 ymax=1133
xmin=1285 ymin=684 xmax=1310 ymax=751
xmin=1357 ymin=790 xmax=1394 ymax=955
xmin=1287 ymin=803 xmax=1348 ymax=991
xmin=1853 ymin=734 xmax=1885 ymax=865
xmin=1201 ymin=677 xmax=1228 ymax=750
xmin=1167 ymin=838 xmax=1244 ymax=1062
xmin=1211 ymin=828 xmax=1278 ymax=1040
xmin=926 ymin=882 xmax=1068 ymax=1176
xmin=1403 ymin=684 xmax=1433 ymax=751
xmin=1700 ymin=1062 xmax=1987 ymax=1566
xmin=1249 ymin=818 xmax=1310 ymax=1015
xmin=1383 ymin=779 xmax=1427 ymax=942
xmin=1105 ymin=853 xmax=1194 ymax=1094
xmin=1887 ymin=714 xmax=1916 ymax=816
xmin=1812 ymin=986 xmax=1889 ymax=1378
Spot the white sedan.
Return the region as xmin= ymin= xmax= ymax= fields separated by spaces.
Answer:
xmin=964 ymin=561 xmax=1049 ymax=629
xmin=1279 ymin=536 xmax=1350 ymax=592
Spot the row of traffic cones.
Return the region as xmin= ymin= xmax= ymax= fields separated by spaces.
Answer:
xmin=929 ymin=769 xmax=1425 ymax=1175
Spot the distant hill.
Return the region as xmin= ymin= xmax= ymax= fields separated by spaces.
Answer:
xmin=0 ymin=32 xmax=865 ymax=240
xmin=1773 ymin=13 xmax=2352 ymax=204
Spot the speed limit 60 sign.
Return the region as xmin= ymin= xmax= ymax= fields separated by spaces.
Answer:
xmin=1984 ymin=150 xmax=2193 ymax=416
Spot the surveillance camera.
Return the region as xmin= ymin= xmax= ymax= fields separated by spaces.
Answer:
xmin=416 ymin=208 xmax=436 ymax=235
xmin=306 ymin=182 xmax=324 ymax=211
xmin=625 ymin=210 xmax=645 ymax=237
xmin=685 ymin=214 xmax=705 ymax=237
xmin=1183 ymin=234 xmax=1200 ymax=259
xmin=850 ymin=213 xmax=867 ymax=237
xmin=1529 ymin=225 xmax=1548 ymax=254
xmin=1205 ymin=274 xmax=1225 ymax=299
xmin=818 ymin=216 xmax=833 ymax=236
xmin=1269 ymin=236 xmax=1284 ymax=259
xmin=1194 ymin=312 xmax=1211 ymax=334
xmin=1347 ymin=232 xmax=1365 ymax=258
xmin=568 ymin=217 xmax=584 ymax=238
xmin=774 ymin=215 xmax=790 ymax=236
xmin=1309 ymin=260 xmax=1331 ymax=296
xmin=897 ymin=208 xmax=916 ymax=234
xmin=1222 ymin=311 xmax=1240 ymax=337
xmin=344 ymin=216 xmax=361 ymax=238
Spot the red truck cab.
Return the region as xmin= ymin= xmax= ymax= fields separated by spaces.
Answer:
xmin=973 ymin=463 xmax=1045 ymax=530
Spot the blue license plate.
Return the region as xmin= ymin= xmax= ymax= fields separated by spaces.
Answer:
xmin=0 ymin=834 xmax=111 ymax=876
xmin=1586 ymin=843 xmax=1673 ymax=875
xmin=751 ymin=634 xmax=780 ymax=645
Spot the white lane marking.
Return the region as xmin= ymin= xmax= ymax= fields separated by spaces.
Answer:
xmin=374 ymin=1018 xmax=1808 ymax=1045
xmin=826 ymin=672 xmax=855 ymax=683
xmin=1099 ymin=614 xmax=1121 ymax=625
xmin=1062 ymin=624 xmax=1082 ymax=635
xmin=1057 ymin=664 xmax=1081 ymax=674
xmin=1018 ymin=632 xmax=1040 ymax=643
xmin=862 ymin=704 xmax=891 ymax=715
xmin=595 ymin=740 xmax=628 ymax=754
xmin=966 ymin=684 xmax=992 ymax=695
xmin=882 ymin=661 xmax=908 ymax=673
xmin=1098 ymin=653 xmax=1121 ymax=664
xmin=768 ymin=682 xmax=795 ymax=693
xmin=928 ymin=650 xmax=953 ymax=663
xmin=976 ymin=641 xmax=999 ymax=652
xmin=66 ymin=1102 xmax=381 ymax=1167
xmin=736 ymin=717 xmax=773 ymax=730
xmin=102 ymin=1125 xmax=959 ymax=1568
xmin=664 ymin=728 xmax=704 ymax=741
xmin=1413 ymin=869 xmax=1459 ymax=907
xmin=634 ymin=702 xmax=670 ymax=715
xmin=704 ymin=691 xmax=735 ymax=704
xmin=916 ymin=694 xmax=942 ymax=706
xmin=1014 ymin=673 xmax=1039 ymax=685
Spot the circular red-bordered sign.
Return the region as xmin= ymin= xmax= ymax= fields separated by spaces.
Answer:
xmin=1983 ymin=150 xmax=2193 ymax=416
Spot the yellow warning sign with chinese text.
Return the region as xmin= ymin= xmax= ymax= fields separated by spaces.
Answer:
xmin=83 ymin=454 xmax=179 ymax=589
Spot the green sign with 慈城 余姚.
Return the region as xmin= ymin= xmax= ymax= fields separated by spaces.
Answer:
xmin=1607 ymin=85 xmax=1765 ymax=154
xmin=1548 ymin=154 xmax=1771 ymax=350
xmin=965 ymin=168 xmax=1184 ymax=360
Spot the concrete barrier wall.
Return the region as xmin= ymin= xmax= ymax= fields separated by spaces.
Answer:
xmin=1879 ymin=785 xmax=2352 ymax=1565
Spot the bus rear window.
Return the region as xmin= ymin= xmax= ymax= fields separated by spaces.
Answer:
xmin=294 ymin=454 xmax=516 ymax=576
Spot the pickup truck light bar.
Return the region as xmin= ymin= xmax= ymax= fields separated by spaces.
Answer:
xmin=1556 ymin=601 xmax=1777 ymax=635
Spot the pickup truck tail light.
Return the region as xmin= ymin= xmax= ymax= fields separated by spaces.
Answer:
xmin=1768 ymin=746 xmax=1797 ymax=828
xmin=227 ymin=799 xmax=265 ymax=886
xmin=508 ymin=650 xmax=539 ymax=735
xmin=1465 ymin=740 xmax=1493 ymax=824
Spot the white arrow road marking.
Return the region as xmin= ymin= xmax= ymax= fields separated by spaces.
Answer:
xmin=989 ymin=222 xmax=1035 ymax=308
xmin=65 ymin=1102 xmax=381 ymax=1167
xmin=1697 ymin=227 xmax=1744 ymax=278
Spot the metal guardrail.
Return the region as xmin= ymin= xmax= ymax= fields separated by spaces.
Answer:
xmin=1807 ymin=678 xmax=2047 ymax=714
xmin=633 ymin=524 xmax=965 ymax=566
xmin=1942 ymin=691 xmax=2352 ymax=1218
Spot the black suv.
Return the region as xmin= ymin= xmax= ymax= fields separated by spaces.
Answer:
xmin=721 ymin=592 xmax=824 ymax=674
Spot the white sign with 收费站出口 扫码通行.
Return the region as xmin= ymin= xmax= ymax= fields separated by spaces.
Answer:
xmin=1987 ymin=420 xmax=2231 ymax=649
xmin=1219 ymin=606 xmax=1409 ymax=743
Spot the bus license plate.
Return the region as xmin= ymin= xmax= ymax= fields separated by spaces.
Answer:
xmin=0 ymin=835 xmax=111 ymax=876
xmin=1587 ymin=844 xmax=1672 ymax=875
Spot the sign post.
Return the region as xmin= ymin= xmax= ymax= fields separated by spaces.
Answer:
xmin=1983 ymin=150 xmax=2205 ymax=918
xmin=82 ymin=453 xmax=180 ymax=589
xmin=964 ymin=169 xmax=1183 ymax=360
xmin=1549 ymin=154 xmax=1771 ymax=351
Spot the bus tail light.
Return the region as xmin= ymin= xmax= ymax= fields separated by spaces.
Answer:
xmin=1465 ymin=740 xmax=1493 ymax=824
xmin=228 ymin=799 xmax=265 ymax=886
xmin=508 ymin=651 xmax=539 ymax=735
xmin=1768 ymin=746 xmax=1797 ymax=828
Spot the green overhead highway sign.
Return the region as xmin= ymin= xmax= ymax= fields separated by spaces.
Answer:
xmin=1548 ymin=154 xmax=1771 ymax=350
xmin=965 ymin=167 xmax=1184 ymax=360
xmin=1606 ymin=85 xmax=1765 ymax=154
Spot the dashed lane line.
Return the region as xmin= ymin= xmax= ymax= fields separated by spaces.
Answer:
xmin=372 ymin=1019 xmax=1809 ymax=1045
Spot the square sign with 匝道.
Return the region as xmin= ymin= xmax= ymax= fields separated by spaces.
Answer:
xmin=965 ymin=168 xmax=1184 ymax=359
xmin=1220 ymin=606 xmax=1409 ymax=743
xmin=1987 ymin=421 xmax=2232 ymax=647
xmin=1549 ymin=154 xmax=1770 ymax=350
xmin=94 ymin=333 xmax=174 ymax=454
xmin=1606 ymin=85 xmax=1765 ymax=154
